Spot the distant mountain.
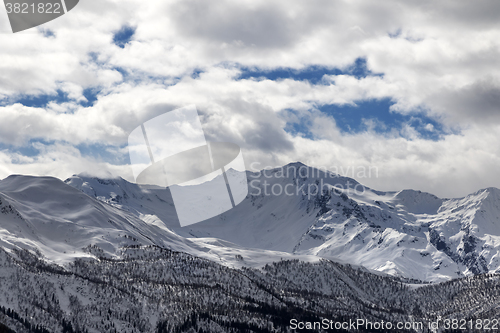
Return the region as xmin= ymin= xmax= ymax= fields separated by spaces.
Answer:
xmin=66 ymin=163 xmax=500 ymax=282
xmin=0 ymin=174 xmax=317 ymax=270
xmin=3 ymin=165 xmax=500 ymax=332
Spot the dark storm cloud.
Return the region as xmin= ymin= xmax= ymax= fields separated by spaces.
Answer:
xmin=428 ymin=78 xmax=500 ymax=125
xmin=168 ymin=0 xmax=343 ymax=49
xmin=200 ymin=99 xmax=294 ymax=153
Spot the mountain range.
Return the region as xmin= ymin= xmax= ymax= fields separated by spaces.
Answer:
xmin=2 ymin=163 xmax=500 ymax=331
xmin=62 ymin=162 xmax=500 ymax=282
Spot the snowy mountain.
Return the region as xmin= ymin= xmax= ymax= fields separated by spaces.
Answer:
xmin=4 ymin=243 xmax=500 ymax=333
xmin=3 ymin=165 xmax=500 ymax=331
xmin=65 ymin=163 xmax=500 ymax=282
xmin=0 ymin=174 xmax=319 ymax=270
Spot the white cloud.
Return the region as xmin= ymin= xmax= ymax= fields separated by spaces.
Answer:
xmin=0 ymin=142 xmax=132 ymax=180
xmin=0 ymin=0 xmax=500 ymax=197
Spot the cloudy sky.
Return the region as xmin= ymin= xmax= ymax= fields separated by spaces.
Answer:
xmin=0 ymin=0 xmax=499 ymax=197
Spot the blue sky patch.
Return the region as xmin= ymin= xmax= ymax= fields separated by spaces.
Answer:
xmin=346 ymin=58 xmax=379 ymax=79
xmin=3 ymin=88 xmax=99 ymax=109
xmin=237 ymin=58 xmax=381 ymax=83
xmin=238 ymin=65 xmax=342 ymax=84
xmin=113 ymin=25 xmax=136 ymax=48
xmin=82 ymin=88 xmax=99 ymax=107
xmin=13 ymin=90 xmax=69 ymax=108
xmin=39 ymin=28 xmax=55 ymax=38
xmin=321 ymin=99 xmax=446 ymax=140
xmin=286 ymin=98 xmax=447 ymax=141
xmin=1 ymin=140 xmax=129 ymax=165
xmin=191 ymin=69 xmax=204 ymax=79
xmin=0 ymin=140 xmax=46 ymax=159
xmin=284 ymin=112 xmax=314 ymax=139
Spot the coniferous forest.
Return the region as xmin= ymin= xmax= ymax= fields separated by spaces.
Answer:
xmin=1 ymin=245 xmax=500 ymax=332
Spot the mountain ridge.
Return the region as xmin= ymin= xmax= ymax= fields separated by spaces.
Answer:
xmin=2 ymin=163 xmax=500 ymax=282
xmin=62 ymin=162 xmax=500 ymax=282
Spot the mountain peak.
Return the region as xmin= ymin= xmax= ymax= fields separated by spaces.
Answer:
xmin=393 ymin=189 xmax=443 ymax=215
xmin=1 ymin=174 xmax=70 ymax=193
xmin=482 ymin=187 xmax=500 ymax=195
xmin=284 ymin=161 xmax=307 ymax=168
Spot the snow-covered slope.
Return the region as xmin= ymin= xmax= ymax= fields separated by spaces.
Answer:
xmin=0 ymin=174 xmax=321 ymax=271
xmin=5 ymin=165 xmax=500 ymax=332
xmin=66 ymin=163 xmax=370 ymax=253
xmin=5 ymin=244 xmax=500 ymax=333
xmin=66 ymin=163 xmax=500 ymax=282
xmin=0 ymin=175 xmax=189 ymax=264
xmin=3 ymin=163 xmax=500 ymax=282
